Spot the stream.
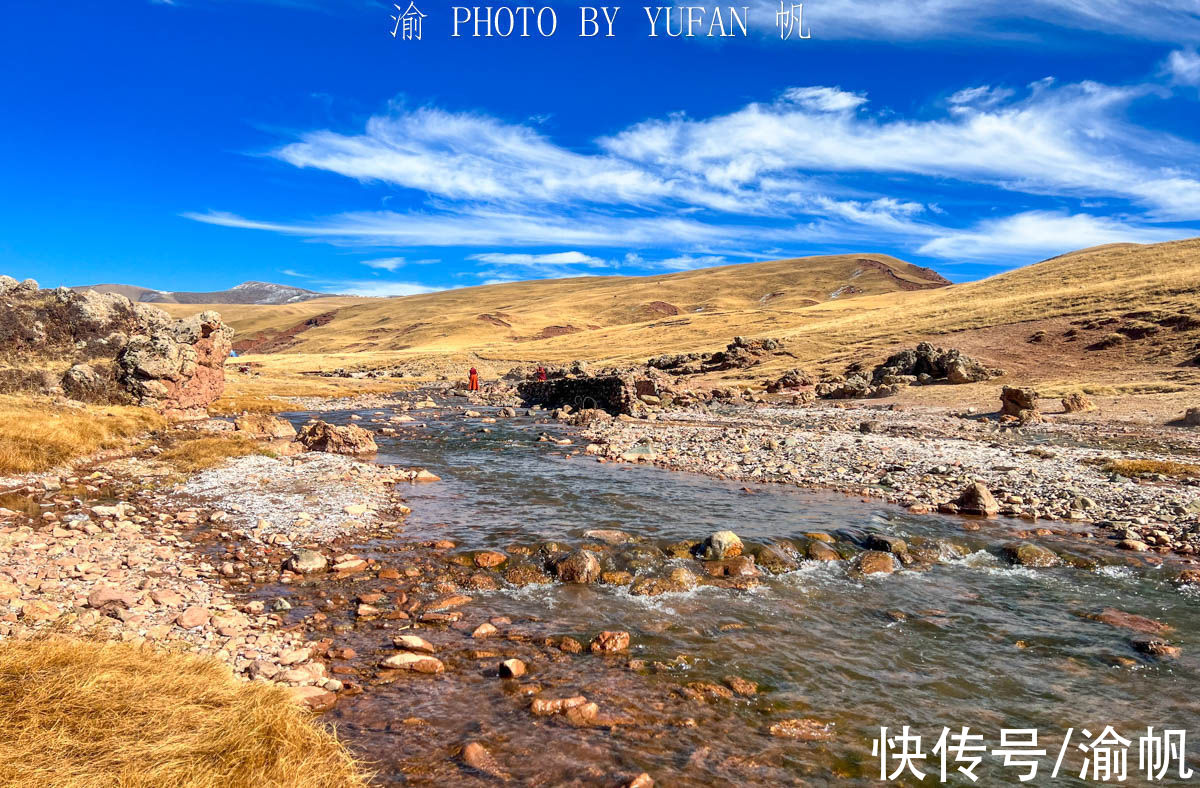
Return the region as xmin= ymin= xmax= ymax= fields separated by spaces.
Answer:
xmin=279 ymin=404 xmax=1200 ymax=786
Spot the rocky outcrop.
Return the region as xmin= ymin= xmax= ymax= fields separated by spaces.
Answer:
xmin=295 ymin=420 xmax=378 ymax=454
xmin=818 ymin=343 xmax=1003 ymax=400
xmin=116 ymin=311 xmax=233 ymax=420
xmin=1 ymin=279 xmax=234 ymax=419
xmin=518 ymin=369 xmax=661 ymax=416
xmin=648 ymin=336 xmax=793 ymax=376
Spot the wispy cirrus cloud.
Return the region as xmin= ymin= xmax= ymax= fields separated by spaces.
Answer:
xmin=188 ymin=72 xmax=1200 ymax=265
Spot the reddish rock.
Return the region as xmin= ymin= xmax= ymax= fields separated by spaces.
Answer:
xmin=854 ymin=551 xmax=895 ymax=575
xmin=590 ymin=630 xmax=631 ymax=653
xmin=288 ymin=685 xmax=337 ymax=712
xmin=117 ymin=311 xmax=233 ymax=421
xmin=295 ymin=420 xmax=378 ymax=455
xmin=462 ymin=741 xmax=510 ymax=780
xmin=175 ymin=605 xmax=210 ymax=629
xmin=87 ymin=586 xmax=138 ymax=610
xmin=954 ymin=482 xmax=1000 ymax=516
xmin=1088 ymin=608 xmax=1171 ymax=635
xmin=473 ymin=550 xmax=507 ymax=568
xmin=381 ymin=652 xmax=445 ymax=673
xmin=530 ymin=695 xmax=587 ymax=716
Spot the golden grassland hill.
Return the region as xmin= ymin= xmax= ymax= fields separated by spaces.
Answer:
xmin=159 ymin=254 xmax=947 ymax=356
xmin=163 ymin=239 xmax=1200 ymax=395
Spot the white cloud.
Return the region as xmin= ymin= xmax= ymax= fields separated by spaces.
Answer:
xmin=279 ymin=268 xmax=310 ymax=278
xmin=468 ymin=251 xmax=608 ymax=268
xmin=361 ymin=257 xmax=406 ymax=271
xmin=1164 ymin=48 xmax=1200 ymax=86
xmin=323 ymin=280 xmax=443 ymax=297
xmin=780 ymin=87 xmax=867 ymax=112
xmin=190 ymin=74 xmax=1200 ymax=267
xmin=916 ymin=211 xmax=1194 ymax=260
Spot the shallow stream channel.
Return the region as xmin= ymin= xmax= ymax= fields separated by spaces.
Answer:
xmin=272 ymin=401 xmax=1200 ymax=786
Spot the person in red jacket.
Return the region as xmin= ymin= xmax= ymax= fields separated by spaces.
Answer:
xmin=468 ymin=367 xmax=479 ymax=391
xmin=536 ymin=365 xmax=547 ymax=381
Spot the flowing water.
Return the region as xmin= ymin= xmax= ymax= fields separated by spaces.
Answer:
xmin=280 ymin=405 xmax=1200 ymax=786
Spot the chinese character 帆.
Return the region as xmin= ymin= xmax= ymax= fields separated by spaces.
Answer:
xmin=1139 ymin=727 xmax=1193 ymax=782
xmin=390 ymin=2 xmax=427 ymax=40
xmin=873 ymin=726 xmax=927 ymax=781
xmin=775 ymin=1 xmax=809 ymax=40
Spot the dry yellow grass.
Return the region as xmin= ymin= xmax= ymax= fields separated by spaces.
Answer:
xmin=0 ymin=396 xmax=164 ymax=475
xmin=163 ymin=253 xmax=946 ymax=358
xmin=1103 ymin=458 xmax=1200 ymax=478
xmin=158 ymin=240 xmax=1200 ymax=378
xmin=0 ymin=637 xmax=365 ymax=788
xmin=157 ymin=435 xmax=274 ymax=472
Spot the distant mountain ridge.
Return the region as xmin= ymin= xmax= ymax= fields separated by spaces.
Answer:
xmin=73 ymin=281 xmax=333 ymax=305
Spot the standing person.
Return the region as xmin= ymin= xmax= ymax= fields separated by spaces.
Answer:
xmin=536 ymin=365 xmax=547 ymax=381
xmin=468 ymin=366 xmax=479 ymax=391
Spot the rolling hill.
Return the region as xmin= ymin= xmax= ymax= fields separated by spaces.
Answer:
xmin=159 ymin=254 xmax=948 ymax=355
xmin=158 ymin=239 xmax=1200 ymax=392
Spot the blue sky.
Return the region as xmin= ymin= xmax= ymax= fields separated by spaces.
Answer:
xmin=3 ymin=1 xmax=1199 ymax=294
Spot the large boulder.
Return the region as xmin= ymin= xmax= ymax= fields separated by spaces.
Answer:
xmin=295 ymin=420 xmax=378 ymax=454
xmin=1000 ymin=386 xmax=1039 ymax=418
xmin=549 ymin=550 xmax=602 ymax=583
xmin=116 ymin=310 xmax=233 ymax=420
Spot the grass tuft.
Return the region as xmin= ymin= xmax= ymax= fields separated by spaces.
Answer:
xmin=158 ymin=435 xmax=275 ymax=472
xmin=1103 ymin=458 xmax=1200 ymax=478
xmin=0 ymin=396 xmax=164 ymax=475
xmin=0 ymin=637 xmax=365 ymax=788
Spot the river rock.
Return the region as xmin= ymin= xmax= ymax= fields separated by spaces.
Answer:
xmin=289 ymin=685 xmax=338 ymax=712
xmin=473 ymin=550 xmax=507 ymax=568
xmin=954 ymin=482 xmax=1000 ymax=516
xmin=499 ymin=658 xmax=526 ymax=678
xmin=583 ymin=529 xmax=634 ymax=545
xmin=393 ymin=634 xmax=436 ymax=653
xmin=806 ymin=541 xmax=841 ymax=561
xmin=531 ymin=695 xmax=587 ymax=715
xmin=700 ymin=530 xmax=743 ymax=560
xmin=590 ymin=631 xmax=631 ymax=653
xmin=1088 ymin=608 xmax=1170 ymax=635
xmin=283 ymin=549 xmax=327 ymax=574
xmin=854 ymin=551 xmax=895 ymax=575
xmin=551 ymin=550 xmax=601 ymax=583
xmin=1002 ymin=543 xmax=1059 ymax=567
xmin=295 ymin=421 xmax=378 ymax=454
xmin=176 ymin=605 xmax=210 ymax=629
xmin=87 ymin=586 xmax=138 ymax=610
xmin=463 ymin=741 xmax=510 ymax=780
xmin=1132 ymin=635 xmax=1181 ymax=659
xmin=381 ymin=652 xmax=445 ymax=673
xmin=865 ymin=534 xmax=907 ymax=555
